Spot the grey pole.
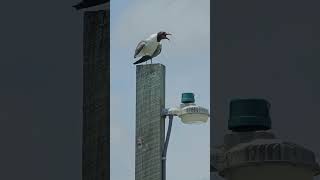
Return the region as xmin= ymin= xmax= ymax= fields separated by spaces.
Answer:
xmin=162 ymin=115 xmax=174 ymax=180
xmin=135 ymin=64 xmax=166 ymax=180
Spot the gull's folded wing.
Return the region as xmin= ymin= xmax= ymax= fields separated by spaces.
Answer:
xmin=134 ymin=41 xmax=146 ymax=58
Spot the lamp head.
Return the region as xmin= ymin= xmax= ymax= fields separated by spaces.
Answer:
xmin=179 ymin=93 xmax=209 ymax=124
xmin=179 ymin=104 xmax=209 ymax=124
xmin=165 ymin=93 xmax=210 ymax=124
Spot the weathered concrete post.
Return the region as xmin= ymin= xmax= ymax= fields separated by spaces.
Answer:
xmin=135 ymin=64 xmax=166 ymax=180
xmin=82 ymin=10 xmax=109 ymax=180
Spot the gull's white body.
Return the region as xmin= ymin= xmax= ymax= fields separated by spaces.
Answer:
xmin=135 ymin=33 xmax=160 ymax=58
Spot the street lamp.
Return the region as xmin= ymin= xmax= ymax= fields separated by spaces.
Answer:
xmin=161 ymin=92 xmax=210 ymax=180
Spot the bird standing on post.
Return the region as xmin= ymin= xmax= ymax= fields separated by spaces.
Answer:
xmin=133 ymin=31 xmax=172 ymax=65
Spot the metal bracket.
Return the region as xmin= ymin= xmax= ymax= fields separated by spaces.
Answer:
xmin=161 ymin=107 xmax=180 ymax=118
xmin=161 ymin=108 xmax=169 ymax=117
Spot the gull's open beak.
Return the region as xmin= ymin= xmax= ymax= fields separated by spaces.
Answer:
xmin=165 ymin=33 xmax=172 ymax=40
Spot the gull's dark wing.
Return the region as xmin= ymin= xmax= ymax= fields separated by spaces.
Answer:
xmin=134 ymin=41 xmax=146 ymax=58
xmin=133 ymin=56 xmax=152 ymax=65
xmin=151 ymin=44 xmax=162 ymax=58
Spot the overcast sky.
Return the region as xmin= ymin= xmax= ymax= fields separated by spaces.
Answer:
xmin=110 ymin=0 xmax=210 ymax=180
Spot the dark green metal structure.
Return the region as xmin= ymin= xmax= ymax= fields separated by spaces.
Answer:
xmin=82 ymin=10 xmax=109 ymax=180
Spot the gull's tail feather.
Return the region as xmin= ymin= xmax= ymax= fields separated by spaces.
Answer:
xmin=133 ymin=56 xmax=152 ymax=65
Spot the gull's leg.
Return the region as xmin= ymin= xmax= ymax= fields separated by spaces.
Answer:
xmin=151 ymin=58 xmax=153 ymax=64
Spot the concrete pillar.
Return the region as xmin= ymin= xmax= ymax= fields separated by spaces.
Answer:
xmin=135 ymin=64 xmax=166 ymax=180
xmin=82 ymin=10 xmax=109 ymax=180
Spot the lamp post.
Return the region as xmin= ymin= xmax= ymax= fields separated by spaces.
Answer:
xmin=161 ymin=92 xmax=210 ymax=180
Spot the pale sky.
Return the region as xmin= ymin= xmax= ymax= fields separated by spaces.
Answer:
xmin=110 ymin=0 xmax=210 ymax=180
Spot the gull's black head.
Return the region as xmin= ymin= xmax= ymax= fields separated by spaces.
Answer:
xmin=157 ymin=31 xmax=172 ymax=42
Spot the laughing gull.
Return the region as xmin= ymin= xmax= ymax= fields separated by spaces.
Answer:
xmin=133 ymin=31 xmax=171 ymax=65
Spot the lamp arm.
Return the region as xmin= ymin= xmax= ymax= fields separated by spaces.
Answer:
xmin=161 ymin=115 xmax=173 ymax=180
xmin=162 ymin=115 xmax=173 ymax=158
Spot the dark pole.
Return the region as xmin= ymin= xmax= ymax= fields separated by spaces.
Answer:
xmin=162 ymin=115 xmax=174 ymax=180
